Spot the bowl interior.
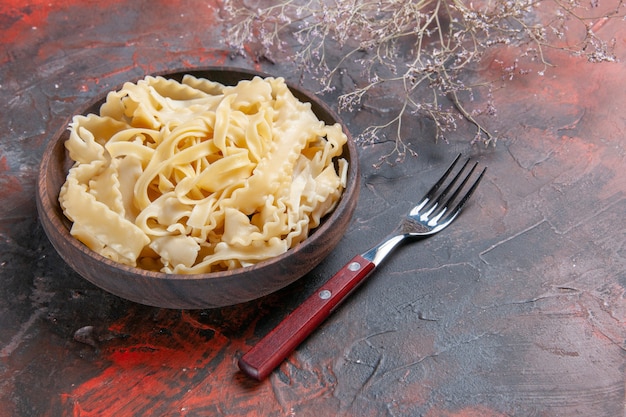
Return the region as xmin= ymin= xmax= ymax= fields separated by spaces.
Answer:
xmin=36 ymin=66 xmax=360 ymax=309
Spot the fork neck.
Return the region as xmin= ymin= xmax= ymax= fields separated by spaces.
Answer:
xmin=361 ymin=234 xmax=407 ymax=266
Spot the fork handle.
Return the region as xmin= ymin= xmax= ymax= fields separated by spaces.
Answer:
xmin=238 ymin=254 xmax=376 ymax=380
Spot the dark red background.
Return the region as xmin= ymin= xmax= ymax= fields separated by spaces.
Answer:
xmin=1 ymin=1 xmax=624 ymax=416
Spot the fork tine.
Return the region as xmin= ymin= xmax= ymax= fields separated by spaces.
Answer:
xmin=422 ymin=158 xmax=472 ymax=219
xmin=426 ymin=160 xmax=474 ymax=224
xmin=410 ymin=153 xmax=462 ymax=216
xmin=434 ymin=165 xmax=487 ymax=227
xmin=441 ymin=161 xmax=478 ymax=210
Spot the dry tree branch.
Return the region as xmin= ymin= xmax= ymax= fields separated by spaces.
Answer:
xmin=222 ymin=0 xmax=625 ymax=163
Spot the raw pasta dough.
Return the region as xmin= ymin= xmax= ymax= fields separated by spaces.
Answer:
xmin=59 ymin=75 xmax=348 ymax=274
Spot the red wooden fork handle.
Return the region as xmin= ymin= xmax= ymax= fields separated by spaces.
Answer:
xmin=238 ymin=254 xmax=376 ymax=380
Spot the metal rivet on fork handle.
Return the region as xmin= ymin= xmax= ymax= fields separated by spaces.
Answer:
xmin=318 ymin=290 xmax=331 ymax=300
xmin=348 ymin=262 xmax=361 ymax=271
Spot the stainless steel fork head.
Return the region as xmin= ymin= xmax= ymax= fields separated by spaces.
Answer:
xmin=363 ymin=154 xmax=486 ymax=265
xmin=405 ymin=154 xmax=486 ymax=235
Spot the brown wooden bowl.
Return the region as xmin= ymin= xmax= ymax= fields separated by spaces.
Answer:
xmin=36 ymin=67 xmax=360 ymax=309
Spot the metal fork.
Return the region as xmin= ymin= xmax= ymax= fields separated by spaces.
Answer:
xmin=238 ymin=154 xmax=487 ymax=380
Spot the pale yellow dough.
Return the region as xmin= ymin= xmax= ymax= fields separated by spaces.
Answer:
xmin=59 ymin=75 xmax=348 ymax=273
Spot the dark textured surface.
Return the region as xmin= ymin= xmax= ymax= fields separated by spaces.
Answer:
xmin=1 ymin=1 xmax=625 ymax=416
